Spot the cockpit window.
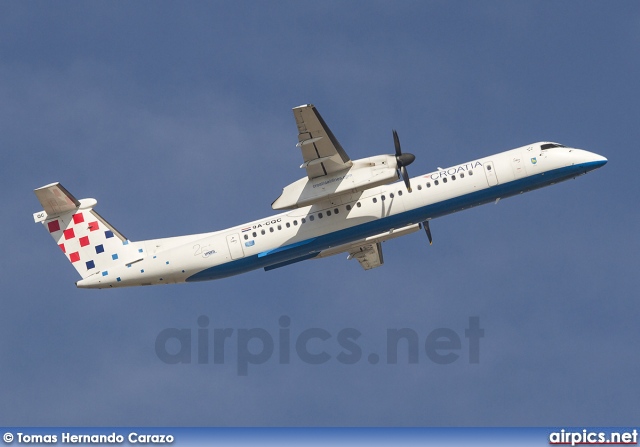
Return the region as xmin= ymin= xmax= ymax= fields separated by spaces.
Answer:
xmin=541 ymin=143 xmax=566 ymax=150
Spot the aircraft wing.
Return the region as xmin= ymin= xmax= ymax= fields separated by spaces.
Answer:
xmin=293 ymin=104 xmax=353 ymax=179
xmin=315 ymin=223 xmax=421 ymax=270
xmin=347 ymin=242 xmax=384 ymax=270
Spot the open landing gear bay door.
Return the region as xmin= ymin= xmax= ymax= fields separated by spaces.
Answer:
xmin=347 ymin=242 xmax=384 ymax=270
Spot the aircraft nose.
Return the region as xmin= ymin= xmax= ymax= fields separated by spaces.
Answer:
xmin=577 ymin=150 xmax=607 ymax=171
xmin=589 ymin=153 xmax=607 ymax=168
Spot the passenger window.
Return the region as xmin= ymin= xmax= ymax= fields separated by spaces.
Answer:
xmin=487 ymin=165 xmax=492 ymax=171
xmin=390 ymin=193 xmax=394 ymax=199
xmin=270 ymin=227 xmax=274 ymax=233
xmin=469 ymin=170 xmax=473 ymax=176
xmin=301 ymin=218 xmax=306 ymax=224
xmin=318 ymin=213 xmax=323 ymax=219
xmin=252 ymin=232 xmax=257 ymax=238
xmin=426 ymin=182 xmax=431 ymax=188
xmin=460 ymin=173 xmax=465 ymax=178
xmin=294 ymin=220 xmax=298 ymax=226
xmin=398 ymin=190 xmax=403 ymax=195
xmin=286 ymin=222 xmax=290 ymax=228
xmin=434 ymin=180 xmax=439 ymax=186
xmin=452 ymin=175 xmax=456 ymax=181
xmin=327 ymin=210 xmax=331 ymax=216
xmin=277 ymin=225 xmax=282 ymax=230
xmin=373 ymin=198 xmax=377 ymax=203
xmin=381 ymin=195 xmax=386 ymax=201
xmin=244 ymin=234 xmax=248 ymax=240
xmin=443 ymin=177 xmax=448 ymax=183
xmin=357 ymin=202 xmax=361 ymax=208
xmin=334 ymin=208 xmax=339 ymax=214
xmin=309 ymin=215 xmax=314 ymax=221
xmin=346 ymin=204 xmax=352 ymax=211
xmin=261 ymin=229 xmax=265 ymax=235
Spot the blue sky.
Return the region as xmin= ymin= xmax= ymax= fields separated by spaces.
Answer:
xmin=1 ymin=1 xmax=639 ymax=426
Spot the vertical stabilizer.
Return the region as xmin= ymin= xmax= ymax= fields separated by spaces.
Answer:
xmin=33 ymin=183 xmax=142 ymax=280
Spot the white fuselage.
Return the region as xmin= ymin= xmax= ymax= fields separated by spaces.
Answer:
xmin=76 ymin=143 xmax=606 ymax=288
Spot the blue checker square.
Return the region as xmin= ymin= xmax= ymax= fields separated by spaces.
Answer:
xmin=123 ymin=240 xmax=129 ymax=245
xmin=112 ymin=253 xmax=118 ymax=260
xmin=138 ymin=248 xmax=143 ymax=253
xmin=95 ymin=244 xmax=104 ymax=254
xmin=86 ymin=260 xmax=95 ymax=270
xmin=102 ymin=271 xmax=108 ymax=276
xmin=116 ymin=277 xmax=121 ymax=282
xmin=105 ymin=230 xmax=114 ymax=239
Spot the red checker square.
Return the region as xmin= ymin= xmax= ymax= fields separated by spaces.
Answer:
xmin=79 ymin=236 xmax=90 ymax=247
xmin=73 ymin=213 xmax=85 ymax=224
xmin=59 ymin=243 xmax=66 ymax=253
xmin=88 ymin=221 xmax=99 ymax=231
xmin=48 ymin=220 xmax=60 ymax=233
xmin=63 ymin=228 xmax=75 ymax=240
xmin=69 ymin=252 xmax=80 ymax=263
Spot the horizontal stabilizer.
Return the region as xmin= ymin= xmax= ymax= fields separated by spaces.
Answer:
xmin=34 ymin=182 xmax=80 ymax=217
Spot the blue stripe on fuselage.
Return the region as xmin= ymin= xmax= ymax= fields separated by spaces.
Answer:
xmin=186 ymin=161 xmax=602 ymax=282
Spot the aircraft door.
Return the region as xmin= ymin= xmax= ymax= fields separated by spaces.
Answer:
xmin=226 ymin=233 xmax=245 ymax=260
xmin=483 ymin=161 xmax=499 ymax=186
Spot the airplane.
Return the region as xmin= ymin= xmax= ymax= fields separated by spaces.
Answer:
xmin=33 ymin=104 xmax=607 ymax=289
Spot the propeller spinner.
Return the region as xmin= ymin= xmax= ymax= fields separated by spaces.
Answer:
xmin=393 ymin=130 xmax=415 ymax=192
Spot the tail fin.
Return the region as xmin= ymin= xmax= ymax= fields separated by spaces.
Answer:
xmin=33 ymin=183 xmax=141 ymax=280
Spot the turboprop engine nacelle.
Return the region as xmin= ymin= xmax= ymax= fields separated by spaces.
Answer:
xmin=272 ymin=154 xmax=399 ymax=210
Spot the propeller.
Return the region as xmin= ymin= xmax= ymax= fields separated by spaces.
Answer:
xmin=393 ymin=130 xmax=415 ymax=192
xmin=423 ymin=220 xmax=433 ymax=245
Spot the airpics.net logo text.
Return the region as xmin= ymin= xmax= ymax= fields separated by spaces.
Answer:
xmin=155 ymin=316 xmax=484 ymax=376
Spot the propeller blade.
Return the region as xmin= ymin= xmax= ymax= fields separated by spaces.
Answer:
xmin=401 ymin=165 xmax=411 ymax=192
xmin=393 ymin=129 xmax=401 ymax=157
xmin=393 ymin=129 xmax=415 ymax=192
xmin=423 ymin=220 xmax=433 ymax=245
